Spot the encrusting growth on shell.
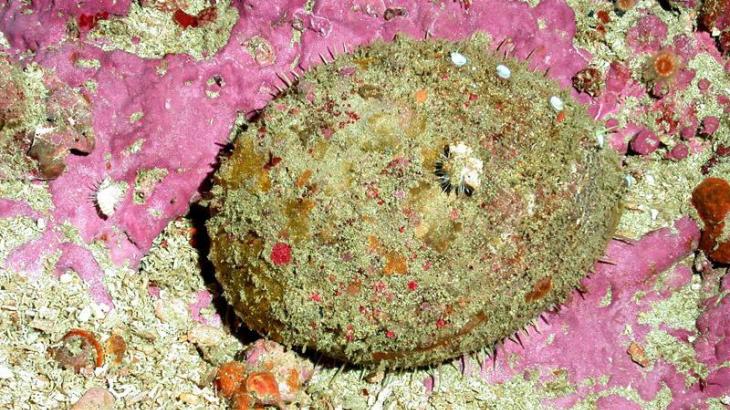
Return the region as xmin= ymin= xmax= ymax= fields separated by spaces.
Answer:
xmin=207 ymin=35 xmax=624 ymax=369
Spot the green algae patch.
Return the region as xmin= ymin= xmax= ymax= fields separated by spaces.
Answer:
xmin=0 ymin=216 xmax=44 ymax=263
xmin=87 ymin=0 xmax=238 ymax=61
xmin=133 ymin=168 xmax=169 ymax=205
xmin=575 ymin=384 xmax=673 ymax=409
xmin=617 ymin=151 xmax=709 ymax=239
xmin=0 ymin=217 xmax=236 ymax=408
xmin=207 ymin=35 xmax=625 ymax=368
xmin=643 ymin=329 xmax=708 ymax=386
xmin=0 ymin=59 xmax=49 ymax=180
xmin=638 ymin=277 xmax=702 ymax=331
xmin=0 ymin=180 xmax=53 ymax=213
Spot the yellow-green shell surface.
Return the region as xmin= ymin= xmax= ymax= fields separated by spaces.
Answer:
xmin=207 ymin=36 xmax=624 ymax=368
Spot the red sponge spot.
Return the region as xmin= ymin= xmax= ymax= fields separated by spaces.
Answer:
xmin=271 ymin=242 xmax=292 ymax=266
xmin=173 ymin=9 xmax=199 ymax=29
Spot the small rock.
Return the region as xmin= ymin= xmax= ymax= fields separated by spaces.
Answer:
xmin=77 ymin=306 xmax=92 ymax=323
xmin=243 ymin=339 xmax=315 ymax=403
xmin=627 ymin=341 xmax=650 ymax=367
xmin=71 ymin=387 xmax=115 ymax=410
xmin=154 ymin=298 xmax=189 ymax=324
xmin=571 ymin=67 xmax=603 ymax=96
xmin=365 ymin=369 xmax=385 ymax=384
xmin=667 ymin=143 xmax=689 ymax=161
xmin=679 ymin=125 xmax=696 ymax=140
xmin=178 ymin=393 xmax=201 ymax=405
xmin=187 ymin=324 xmax=224 ymax=347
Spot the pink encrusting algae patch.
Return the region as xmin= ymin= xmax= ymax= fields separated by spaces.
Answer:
xmin=482 ymin=218 xmax=717 ymax=407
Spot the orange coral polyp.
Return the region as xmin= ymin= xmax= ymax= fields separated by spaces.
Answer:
xmin=652 ymin=50 xmax=679 ymax=79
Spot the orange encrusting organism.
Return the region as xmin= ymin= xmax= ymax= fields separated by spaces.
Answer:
xmin=64 ymin=328 xmax=104 ymax=368
xmin=214 ymin=361 xmax=247 ymax=398
xmin=245 ymin=371 xmax=282 ymax=405
xmin=691 ymin=177 xmax=730 ymax=264
xmin=105 ymin=333 xmax=126 ymax=365
xmin=415 ymin=89 xmax=428 ymax=103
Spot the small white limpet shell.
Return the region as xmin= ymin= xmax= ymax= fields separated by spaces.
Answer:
xmin=549 ymin=95 xmax=564 ymax=112
xmin=624 ymin=174 xmax=636 ymax=188
xmin=95 ymin=177 xmax=127 ymax=218
xmin=450 ymin=52 xmax=468 ymax=67
xmin=496 ymin=64 xmax=511 ymax=79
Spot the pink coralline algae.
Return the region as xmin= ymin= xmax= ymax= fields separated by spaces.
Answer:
xmin=626 ymin=15 xmax=668 ymax=54
xmin=0 ymin=0 xmax=729 ymax=406
xmin=482 ymin=218 xmax=716 ymax=408
xmin=666 ymin=142 xmax=690 ymax=161
xmin=630 ymin=128 xmax=661 ymax=155
xmin=700 ymin=116 xmax=721 ymax=136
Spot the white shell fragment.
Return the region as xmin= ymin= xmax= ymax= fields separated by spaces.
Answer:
xmin=595 ymin=131 xmax=605 ymax=148
xmin=549 ymin=95 xmax=565 ymax=112
xmin=496 ymin=64 xmax=511 ymax=79
xmin=0 ymin=366 xmax=12 ymax=380
xmin=450 ymin=52 xmax=468 ymax=67
xmin=95 ymin=177 xmax=127 ymax=218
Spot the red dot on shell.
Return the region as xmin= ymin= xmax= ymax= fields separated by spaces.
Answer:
xmin=407 ymin=280 xmax=418 ymax=291
xmin=270 ymin=242 xmax=292 ymax=265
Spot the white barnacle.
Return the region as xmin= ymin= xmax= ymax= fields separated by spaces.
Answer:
xmin=496 ymin=64 xmax=511 ymax=79
xmin=458 ymin=149 xmax=483 ymax=189
xmin=450 ymin=52 xmax=468 ymax=67
xmin=435 ymin=142 xmax=483 ymax=196
xmin=95 ymin=177 xmax=127 ymax=218
xmin=549 ymin=95 xmax=564 ymax=112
